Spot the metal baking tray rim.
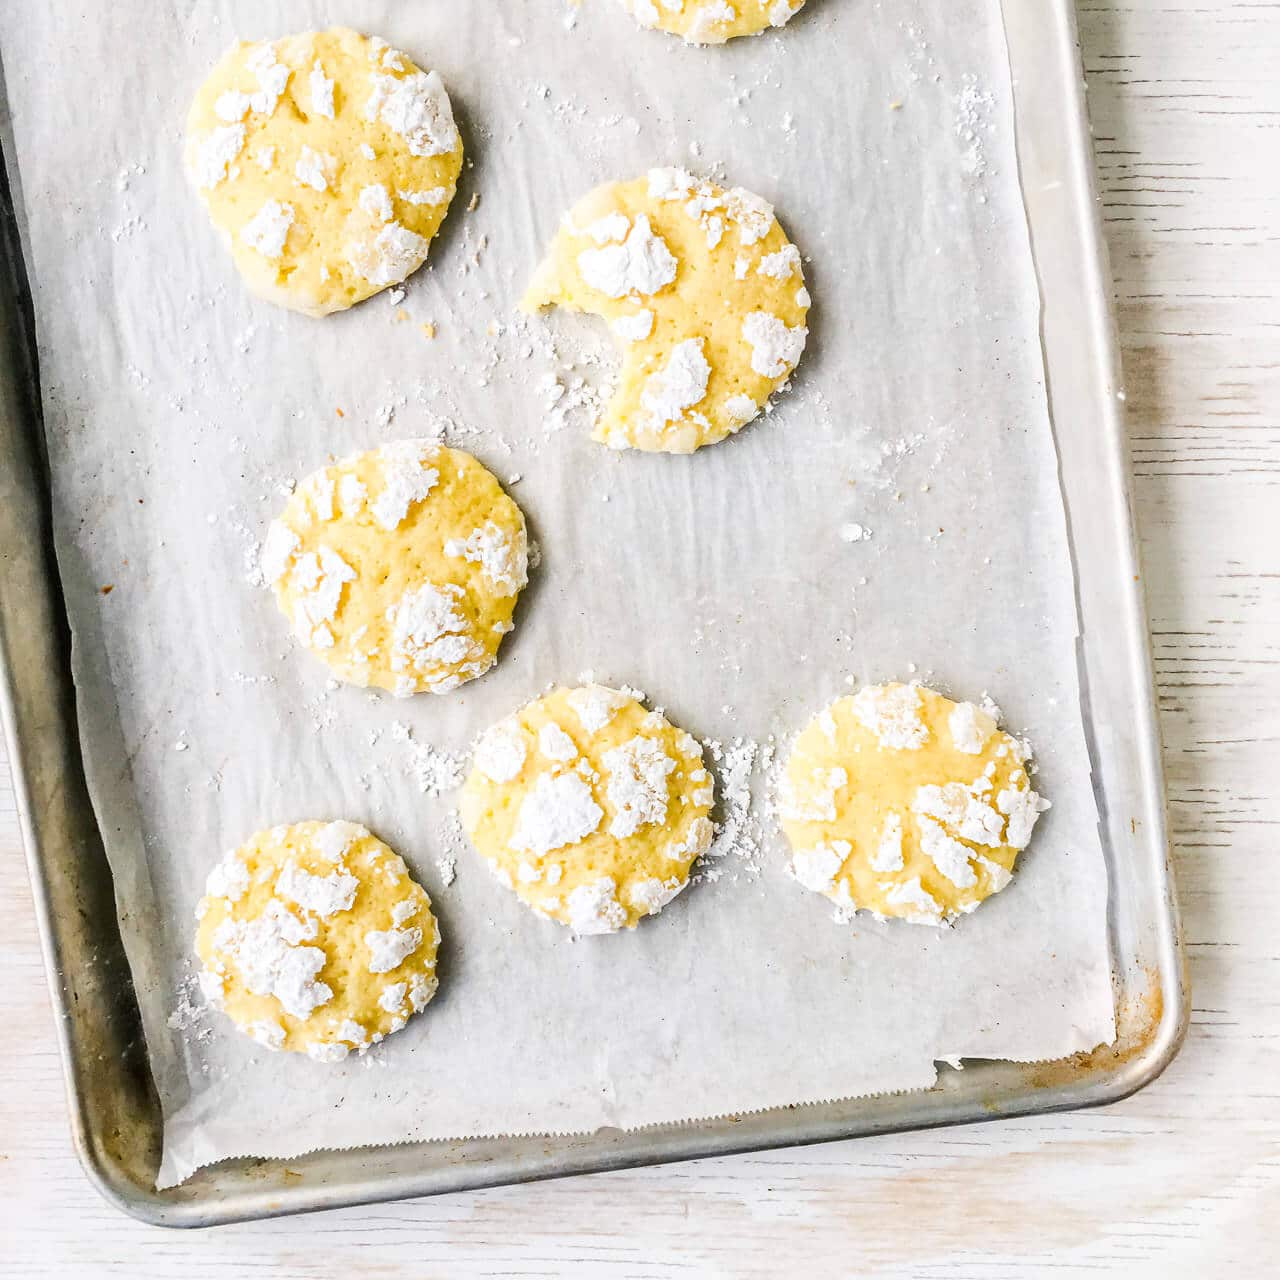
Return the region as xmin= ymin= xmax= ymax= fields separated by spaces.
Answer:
xmin=0 ymin=0 xmax=1187 ymax=1227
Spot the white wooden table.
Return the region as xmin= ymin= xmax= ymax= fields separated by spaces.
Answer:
xmin=2 ymin=3 xmax=1275 ymax=1274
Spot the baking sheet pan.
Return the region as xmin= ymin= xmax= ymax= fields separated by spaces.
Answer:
xmin=0 ymin=0 xmax=1186 ymax=1225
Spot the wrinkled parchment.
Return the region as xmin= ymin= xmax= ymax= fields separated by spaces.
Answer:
xmin=0 ymin=0 xmax=1114 ymax=1188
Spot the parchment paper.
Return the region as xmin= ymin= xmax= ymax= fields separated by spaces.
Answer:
xmin=0 ymin=0 xmax=1115 ymax=1189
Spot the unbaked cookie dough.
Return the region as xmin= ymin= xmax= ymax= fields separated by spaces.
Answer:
xmin=618 ymin=0 xmax=806 ymax=44
xmin=262 ymin=440 xmax=528 ymax=696
xmin=195 ymin=821 xmax=440 ymax=1060
xmin=185 ymin=27 xmax=463 ymax=316
xmin=523 ymin=169 xmax=810 ymax=453
xmin=459 ymin=685 xmax=716 ymax=933
xmin=779 ymin=683 xmax=1051 ymax=926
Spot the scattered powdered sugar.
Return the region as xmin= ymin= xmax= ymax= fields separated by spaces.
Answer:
xmin=839 ymin=522 xmax=872 ymax=544
xmin=389 ymin=721 xmax=464 ymax=795
xmin=167 ymin=974 xmax=212 ymax=1039
xmin=509 ymin=771 xmax=604 ymax=856
xmin=705 ymin=737 xmax=761 ymax=866
xmin=955 ymin=73 xmax=996 ymax=181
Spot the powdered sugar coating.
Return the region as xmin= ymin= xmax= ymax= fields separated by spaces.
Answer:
xmin=240 ymin=199 xmax=294 ymax=258
xmin=602 ymin=736 xmax=677 ymax=838
xmin=741 ymin=310 xmax=808 ymax=378
xmin=509 ymin=772 xmax=604 ymax=857
xmin=364 ymin=925 xmax=424 ymax=974
xmin=364 ymin=68 xmax=458 ymax=158
xmin=577 ymin=213 xmax=678 ymax=298
xmin=474 ymin=720 xmax=528 ymax=783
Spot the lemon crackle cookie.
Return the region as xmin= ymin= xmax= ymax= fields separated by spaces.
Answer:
xmin=460 ymin=685 xmax=716 ymax=933
xmin=524 ymin=169 xmax=809 ymax=453
xmin=195 ymin=821 xmax=440 ymax=1061
xmin=618 ymin=0 xmax=806 ymax=44
xmin=779 ymin=683 xmax=1051 ymax=926
xmin=262 ymin=440 xmax=529 ymax=696
xmin=185 ymin=27 xmax=463 ymax=315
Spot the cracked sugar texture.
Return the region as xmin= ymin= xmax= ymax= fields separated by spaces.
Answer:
xmin=524 ymin=169 xmax=810 ymax=453
xmin=461 ymin=685 xmax=716 ymax=933
xmin=618 ymin=0 xmax=806 ymax=44
xmin=195 ymin=821 xmax=440 ymax=1060
xmin=185 ymin=27 xmax=463 ymax=315
xmin=263 ymin=441 xmax=528 ymax=696
xmin=780 ymin=684 xmax=1051 ymax=926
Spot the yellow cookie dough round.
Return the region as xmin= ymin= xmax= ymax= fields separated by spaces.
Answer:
xmin=459 ymin=685 xmax=716 ymax=933
xmin=619 ymin=0 xmax=806 ymax=44
xmin=779 ymin=683 xmax=1051 ymax=926
xmin=523 ymin=169 xmax=810 ymax=453
xmin=261 ymin=440 xmax=529 ymax=696
xmin=185 ymin=28 xmax=464 ymax=316
xmin=195 ymin=821 xmax=440 ymax=1060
